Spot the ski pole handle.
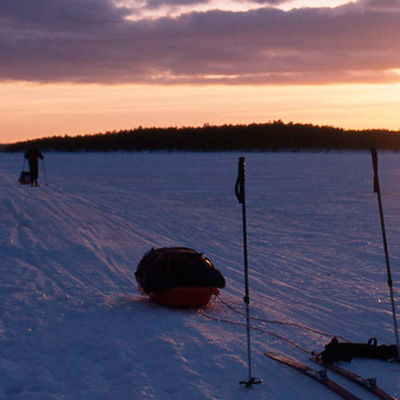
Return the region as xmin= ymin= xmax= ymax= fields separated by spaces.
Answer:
xmin=235 ymin=157 xmax=245 ymax=204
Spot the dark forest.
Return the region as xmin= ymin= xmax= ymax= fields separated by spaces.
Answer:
xmin=4 ymin=121 xmax=400 ymax=152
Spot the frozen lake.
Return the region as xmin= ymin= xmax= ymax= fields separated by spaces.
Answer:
xmin=1 ymin=151 xmax=400 ymax=399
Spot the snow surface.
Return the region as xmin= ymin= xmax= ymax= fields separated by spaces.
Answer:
xmin=1 ymin=151 xmax=400 ymax=400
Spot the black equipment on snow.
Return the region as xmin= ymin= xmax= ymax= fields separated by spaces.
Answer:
xmin=18 ymin=171 xmax=31 ymax=185
xmin=371 ymin=148 xmax=400 ymax=360
xmin=235 ymin=157 xmax=262 ymax=388
xmin=319 ymin=337 xmax=399 ymax=363
xmin=18 ymin=158 xmax=31 ymax=184
xmin=135 ymin=247 xmax=225 ymax=307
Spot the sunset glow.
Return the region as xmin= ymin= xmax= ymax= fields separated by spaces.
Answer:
xmin=1 ymin=0 xmax=399 ymax=144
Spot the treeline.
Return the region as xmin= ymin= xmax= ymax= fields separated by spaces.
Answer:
xmin=4 ymin=121 xmax=400 ymax=152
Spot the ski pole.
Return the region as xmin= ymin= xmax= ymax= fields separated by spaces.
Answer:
xmin=371 ymin=148 xmax=400 ymax=360
xmin=235 ymin=157 xmax=262 ymax=387
xmin=42 ymin=158 xmax=48 ymax=186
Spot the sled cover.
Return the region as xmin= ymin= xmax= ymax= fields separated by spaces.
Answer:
xmin=135 ymin=247 xmax=226 ymax=294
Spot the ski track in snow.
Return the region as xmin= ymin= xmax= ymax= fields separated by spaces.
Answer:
xmin=1 ymin=152 xmax=400 ymax=399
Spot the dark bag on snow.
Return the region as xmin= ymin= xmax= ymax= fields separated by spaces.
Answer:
xmin=18 ymin=171 xmax=30 ymax=184
xmin=320 ymin=337 xmax=398 ymax=363
xmin=135 ymin=247 xmax=226 ymax=294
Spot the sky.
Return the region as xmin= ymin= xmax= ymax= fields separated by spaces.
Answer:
xmin=1 ymin=0 xmax=400 ymax=144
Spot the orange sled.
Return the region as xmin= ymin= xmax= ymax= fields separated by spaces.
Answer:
xmin=150 ymin=286 xmax=220 ymax=308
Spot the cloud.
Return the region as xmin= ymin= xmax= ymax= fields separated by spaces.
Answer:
xmin=0 ymin=0 xmax=399 ymax=85
xmin=123 ymin=0 xmax=284 ymax=10
xmin=355 ymin=0 xmax=400 ymax=10
xmin=141 ymin=0 xmax=212 ymax=8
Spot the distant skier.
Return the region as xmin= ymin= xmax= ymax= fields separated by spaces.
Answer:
xmin=24 ymin=145 xmax=44 ymax=187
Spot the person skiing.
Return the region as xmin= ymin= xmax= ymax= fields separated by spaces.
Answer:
xmin=24 ymin=144 xmax=44 ymax=187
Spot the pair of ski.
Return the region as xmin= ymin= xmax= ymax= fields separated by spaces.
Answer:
xmin=264 ymin=352 xmax=398 ymax=400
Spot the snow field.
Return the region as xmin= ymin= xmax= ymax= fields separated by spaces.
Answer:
xmin=1 ymin=151 xmax=400 ymax=399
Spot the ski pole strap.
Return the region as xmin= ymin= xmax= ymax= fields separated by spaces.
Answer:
xmin=371 ymin=148 xmax=379 ymax=193
xmin=235 ymin=157 xmax=245 ymax=204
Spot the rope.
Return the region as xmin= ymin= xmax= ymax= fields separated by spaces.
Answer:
xmin=198 ymin=309 xmax=311 ymax=354
xmin=216 ymin=295 xmax=350 ymax=343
